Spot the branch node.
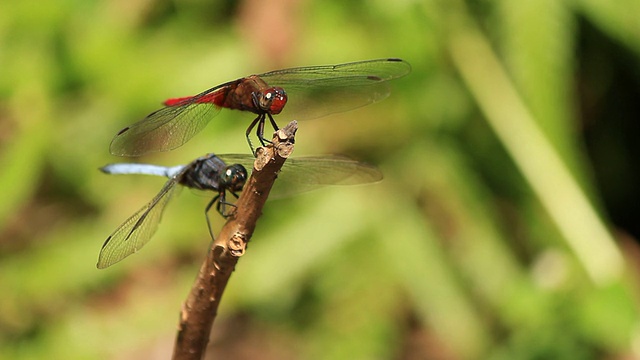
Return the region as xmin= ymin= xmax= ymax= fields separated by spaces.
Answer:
xmin=228 ymin=232 xmax=247 ymax=257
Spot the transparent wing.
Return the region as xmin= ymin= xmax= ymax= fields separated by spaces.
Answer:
xmin=97 ymin=178 xmax=180 ymax=268
xmin=217 ymin=154 xmax=383 ymax=198
xmin=258 ymin=58 xmax=411 ymax=120
xmin=259 ymin=58 xmax=411 ymax=84
xmin=273 ymin=155 xmax=383 ymax=197
xmin=110 ymin=102 xmax=221 ymax=157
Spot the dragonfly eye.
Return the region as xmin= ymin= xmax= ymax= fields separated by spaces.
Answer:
xmin=222 ymin=164 xmax=248 ymax=191
xmin=258 ymin=87 xmax=287 ymax=114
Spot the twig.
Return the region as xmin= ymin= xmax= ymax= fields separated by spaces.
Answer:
xmin=172 ymin=120 xmax=297 ymax=360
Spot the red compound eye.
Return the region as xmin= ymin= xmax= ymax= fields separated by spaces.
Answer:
xmin=268 ymin=87 xmax=287 ymax=114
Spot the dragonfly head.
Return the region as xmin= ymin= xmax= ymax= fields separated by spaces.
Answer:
xmin=221 ymin=164 xmax=248 ymax=192
xmin=258 ymin=87 xmax=287 ymax=114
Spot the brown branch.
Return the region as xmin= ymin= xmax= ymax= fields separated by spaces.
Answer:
xmin=172 ymin=120 xmax=297 ymax=360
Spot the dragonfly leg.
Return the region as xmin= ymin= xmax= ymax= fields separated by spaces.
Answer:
xmin=205 ymin=194 xmax=221 ymax=240
xmin=228 ymin=191 xmax=240 ymax=200
xmin=214 ymin=190 xmax=238 ymax=218
xmin=245 ymin=114 xmax=264 ymax=155
xmin=267 ymin=113 xmax=280 ymax=132
xmin=255 ymin=115 xmax=273 ymax=148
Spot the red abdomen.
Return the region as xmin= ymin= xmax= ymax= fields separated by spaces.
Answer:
xmin=163 ymin=77 xmax=266 ymax=114
xmin=163 ymin=88 xmax=229 ymax=107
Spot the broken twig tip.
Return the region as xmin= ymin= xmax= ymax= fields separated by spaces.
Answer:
xmin=279 ymin=120 xmax=298 ymax=139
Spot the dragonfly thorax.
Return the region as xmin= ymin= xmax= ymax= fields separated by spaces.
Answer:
xmin=179 ymin=156 xmax=248 ymax=193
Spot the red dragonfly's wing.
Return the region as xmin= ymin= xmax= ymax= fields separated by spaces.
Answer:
xmin=257 ymin=58 xmax=411 ymax=120
xmin=110 ymin=59 xmax=410 ymax=156
xmin=97 ymin=176 xmax=182 ymax=268
xmin=109 ymin=84 xmax=233 ymax=156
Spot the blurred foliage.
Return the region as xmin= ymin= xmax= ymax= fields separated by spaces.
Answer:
xmin=1 ymin=0 xmax=640 ymax=359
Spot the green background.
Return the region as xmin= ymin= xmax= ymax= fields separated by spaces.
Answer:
xmin=2 ymin=0 xmax=640 ymax=359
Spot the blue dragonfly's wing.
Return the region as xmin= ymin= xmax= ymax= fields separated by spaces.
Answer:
xmin=97 ymin=176 xmax=181 ymax=268
xmin=217 ymin=154 xmax=383 ymax=198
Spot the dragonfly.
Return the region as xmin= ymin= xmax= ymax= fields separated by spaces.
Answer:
xmin=97 ymin=154 xmax=383 ymax=268
xmin=110 ymin=58 xmax=411 ymax=156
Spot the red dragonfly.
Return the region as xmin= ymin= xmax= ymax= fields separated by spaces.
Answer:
xmin=110 ymin=58 xmax=411 ymax=156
